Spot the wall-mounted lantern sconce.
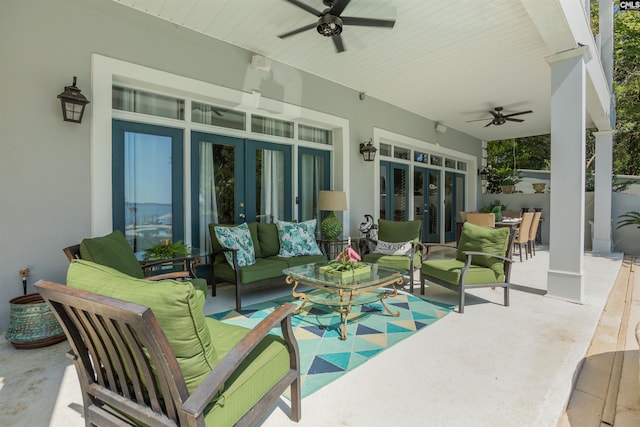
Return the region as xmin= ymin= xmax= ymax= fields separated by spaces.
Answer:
xmin=478 ymin=166 xmax=490 ymax=181
xmin=57 ymin=76 xmax=90 ymax=123
xmin=359 ymin=139 xmax=377 ymax=162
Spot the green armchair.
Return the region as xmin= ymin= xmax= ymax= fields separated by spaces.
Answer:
xmin=420 ymin=222 xmax=515 ymax=313
xmin=362 ymin=219 xmax=423 ymax=292
xmin=41 ymin=259 xmax=301 ymax=426
xmin=63 ymin=230 xmax=208 ymax=294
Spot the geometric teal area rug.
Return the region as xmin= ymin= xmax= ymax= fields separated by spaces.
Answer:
xmin=210 ymin=292 xmax=455 ymax=398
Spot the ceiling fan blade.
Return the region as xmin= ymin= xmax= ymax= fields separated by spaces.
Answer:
xmin=342 ymin=16 xmax=395 ymax=28
xmin=466 ymin=118 xmax=492 ymax=123
xmin=330 ymin=0 xmax=352 ymax=16
xmin=333 ymin=35 xmax=345 ymax=52
xmin=278 ymin=23 xmax=317 ymax=39
xmin=282 ymin=0 xmax=323 ymax=17
xmin=484 ymin=121 xmax=494 ymax=128
xmin=503 ymin=110 xmax=532 ymax=118
xmin=505 ymin=117 xmax=525 ymax=122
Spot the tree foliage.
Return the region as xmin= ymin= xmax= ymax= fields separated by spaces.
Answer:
xmin=486 ymin=7 xmax=640 ymax=188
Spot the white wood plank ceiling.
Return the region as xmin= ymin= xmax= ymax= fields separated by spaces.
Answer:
xmin=110 ymin=0 xmax=591 ymax=141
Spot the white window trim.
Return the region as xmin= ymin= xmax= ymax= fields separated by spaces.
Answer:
xmin=373 ymin=127 xmax=478 ymax=241
xmin=91 ymin=54 xmax=350 ymax=238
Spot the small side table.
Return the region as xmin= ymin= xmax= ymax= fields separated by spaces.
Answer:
xmin=136 ymin=247 xmax=208 ymax=279
xmin=316 ymin=236 xmax=362 ymax=260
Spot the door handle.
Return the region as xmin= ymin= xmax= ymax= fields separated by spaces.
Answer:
xmin=239 ymin=213 xmax=246 ymax=219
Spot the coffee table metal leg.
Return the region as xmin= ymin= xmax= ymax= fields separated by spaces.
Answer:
xmin=287 ymin=276 xmax=308 ymax=314
xmin=378 ymin=280 xmax=402 ymax=318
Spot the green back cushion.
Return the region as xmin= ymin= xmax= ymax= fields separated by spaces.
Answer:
xmin=456 ymin=222 xmax=510 ymax=276
xmin=257 ymin=223 xmax=280 ymax=257
xmin=66 ymin=259 xmax=219 ymax=392
xmin=79 ymin=230 xmax=143 ymax=279
xmin=377 ymin=219 xmax=422 ymax=243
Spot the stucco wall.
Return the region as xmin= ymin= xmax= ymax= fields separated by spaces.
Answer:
xmin=0 ymin=0 xmax=483 ymax=331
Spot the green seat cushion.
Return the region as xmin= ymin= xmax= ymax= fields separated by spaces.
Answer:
xmin=79 ymin=230 xmax=144 ymax=279
xmin=212 ymin=258 xmax=289 ymax=284
xmin=203 ymin=318 xmax=291 ymax=426
xmin=66 ymin=259 xmax=218 ymax=393
xmin=362 ymin=252 xmax=420 ymax=271
xmin=456 ymin=222 xmax=510 ymax=276
xmin=377 ymin=219 xmax=422 ymax=243
xmin=257 ymin=223 xmax=280 ymax=257
xmin=422 ymin=259 xmax=504 ymax=285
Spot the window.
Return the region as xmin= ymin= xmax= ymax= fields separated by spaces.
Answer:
xmin=445 ymin=158 xmax=456 ymax=169
xmin=113 ymin=86 xmax=184 ymax=120
xmin=414 ymin=151 xmax=428 ymax=163
xmin=299 ymin=124 xmax=332 ymax=145
xmin=251 ymin=115 xmax=294 ymax=138
xmin=192 ymin=101 xmax=245 ymax=130
xmin=430 ymin=155 xmax=443 ymax=166
xmin=379 ymin=143 xmax=392 ymax=157
xmin=394 ymin=146 xmax=410 ymax=160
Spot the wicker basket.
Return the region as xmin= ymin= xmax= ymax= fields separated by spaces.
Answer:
xmin=5 ymin=293 xmax=66 ymax=349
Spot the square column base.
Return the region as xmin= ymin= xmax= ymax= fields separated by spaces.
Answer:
xmin=547 ymin=269 xmax=584 ymax=304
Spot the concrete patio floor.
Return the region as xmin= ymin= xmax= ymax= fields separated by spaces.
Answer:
xmin=1 ymin=248 xmax=638 ymax=426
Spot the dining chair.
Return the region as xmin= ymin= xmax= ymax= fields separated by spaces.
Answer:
xmin=465 ymin=212 xmax=496 ymax=228
xmin=527 ymin=211 xmax=542 ymax=256
xmin=513 ymin=212 xmax=534 ymax=262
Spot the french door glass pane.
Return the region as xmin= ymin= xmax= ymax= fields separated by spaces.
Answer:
xmin=199 ymin=142 xmax=236 ymax=226
xmin=124 ymin=132 xmax=173 ymax=251
xmin=299 ymin=153 xmax=326 ymax=221
xmin=444 ymin=173 xmax=454 ymax=235
xmin=256 ymin=148 xmax=285 ymax=222
xmin=428 ymin=173 xmax=440 ymax=236
xmin=393 ymin=167 xmax=407 ymax=220
xmin=380 ymin=164 xmax=388 ymax=219
xmin=413 ymin=172 xmax=424 ymax=222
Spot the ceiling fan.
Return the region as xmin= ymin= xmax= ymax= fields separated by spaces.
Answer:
xmin=278 ymin=0 xmax=396 ymax=53
xmin=466 ymin=107 xmax=533 ymax=127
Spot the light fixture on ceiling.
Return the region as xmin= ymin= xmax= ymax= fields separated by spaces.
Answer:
xmin=359 ymin=139 xmax=377 ymax=162
xmin=57 ymin=76 xmax=90 ymax=123
xmin=317 ymin=14 xmax=343 ymax=37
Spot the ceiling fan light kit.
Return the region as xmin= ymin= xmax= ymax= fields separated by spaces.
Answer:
xmin=466 ymin=106 xmax=533 ymax=127
xmin=279 ymin=0 xmax=396 ymax=52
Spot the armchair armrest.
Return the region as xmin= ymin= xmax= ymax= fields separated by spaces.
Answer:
xmin=462 ymin=251 xmax=513 ymax=265
xmin=182 ymin=302 xmax=298 ymax=418
xmin=422 ymin=243 xmax=457 ymax=260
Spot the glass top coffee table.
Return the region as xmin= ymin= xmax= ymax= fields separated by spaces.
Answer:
xmin=283 ymin=262 xmax=406 ymax=340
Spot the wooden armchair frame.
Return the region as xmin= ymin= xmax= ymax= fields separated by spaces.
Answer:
xmin=35 ymin=280 xmax=301 ymax=427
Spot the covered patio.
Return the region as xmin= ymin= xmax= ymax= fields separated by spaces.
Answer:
xmin=0 ymin=1 xmax=631 ymax=425
xmin=1 ymin=249 xmax=638 ymax=426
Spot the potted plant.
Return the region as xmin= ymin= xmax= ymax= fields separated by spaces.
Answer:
xmin=143 ymin=239 xmax=190 ymax=260
xmin=319 ymin=243 xmax=371 ymax=281
xmin=5 ymin=268 xmax=65 ymax=349
xmin=500 ymin=176 xmax=520 ymax=194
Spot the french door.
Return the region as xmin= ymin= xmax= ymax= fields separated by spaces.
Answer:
xmin=414 ymin=167 xmax=441 ymax=242
xmin=112 ymin=120 xmax=184 ymax=252
xmin=444 ymin=171 xmax=465 ymax=242
xmin=380 ymin=161 xmax=409 ymax=221
xmin=297 ymin=147 xmax=331 ymax=222
xmin=190 ymin=132 xmax=292 ymax=250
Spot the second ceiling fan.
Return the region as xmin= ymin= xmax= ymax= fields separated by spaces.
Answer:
xmin=467 ymin=107 xmax=533 ymax=127
xmin=278 ymin=0 xmax=396 ymax=53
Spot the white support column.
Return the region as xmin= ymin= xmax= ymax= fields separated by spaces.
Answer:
xmin=592 ymin=130 xmax=613 ymax=253
xmin=546 ymin=48 xmax=588 ymax=303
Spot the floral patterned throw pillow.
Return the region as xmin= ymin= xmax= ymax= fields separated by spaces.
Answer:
xmin=213 ymin=223 xmax=256 ymax=269
xmin=276 ymin=219 xmax=322 ymax=257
